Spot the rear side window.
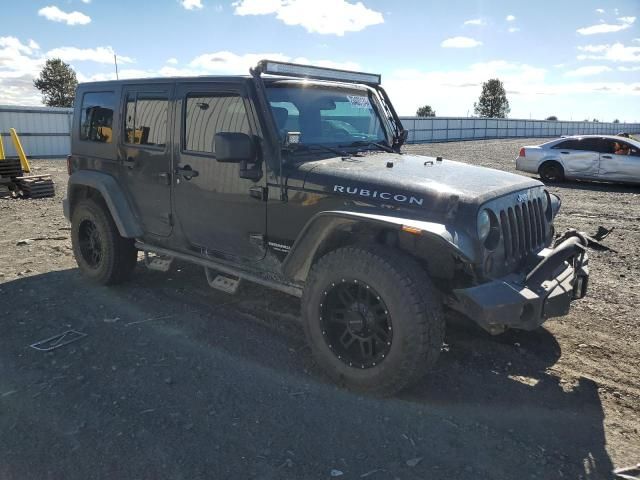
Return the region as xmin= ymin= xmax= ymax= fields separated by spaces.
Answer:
xmin=553 ymin=138 xmax=604 ymax=152
xmin=80 ymin=92 xmax=115 ymax=143
xmin=124 ymin=93 xmax=169 ymax=148
xmin=184 ymin=95 xmax=250 ymax=154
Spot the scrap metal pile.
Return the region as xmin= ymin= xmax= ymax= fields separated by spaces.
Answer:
xmin=0 ymin=129 xmax=55 ymax=199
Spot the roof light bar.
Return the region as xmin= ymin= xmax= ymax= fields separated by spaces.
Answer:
xmin=256 ymin=60 xmax=381 ymax=85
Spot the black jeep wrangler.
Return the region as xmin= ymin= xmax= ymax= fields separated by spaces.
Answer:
xmin=64 ymin=60 xmax=589 ymax=395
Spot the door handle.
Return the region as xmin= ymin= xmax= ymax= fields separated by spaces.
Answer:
xmin=601 ymin=155 xmax=612 ymax=159
xmin=175 ymin=164 xmax=199 ymax=180
xmin=123 ymin=157 xmax=136 ymax=168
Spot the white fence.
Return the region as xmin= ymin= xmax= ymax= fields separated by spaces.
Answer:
xmin=1 ymin=105 xmax=639 ymax=159
xmin=0 ymin=105 xmax=72 ymax=159
xmin=401 ymin=116 xmax=640 ymax=143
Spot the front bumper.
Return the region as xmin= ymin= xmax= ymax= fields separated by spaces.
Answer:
xmin=448 ymin=234 xmax=589 ymax=334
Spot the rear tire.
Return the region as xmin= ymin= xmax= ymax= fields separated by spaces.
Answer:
xmin=539 ymin=162 xmax=565 ymax=183
xmin=71 ymin=198 xmax=137 ymax=285
xmin=302 ymin=245 xmax=445 ymax=396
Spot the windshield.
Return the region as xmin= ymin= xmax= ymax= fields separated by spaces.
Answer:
xmin=265 ymin=84 xmax=390 ymax=147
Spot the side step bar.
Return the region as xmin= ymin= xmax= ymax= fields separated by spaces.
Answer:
xmin=135 ymin=242 xmax=303 ymax=297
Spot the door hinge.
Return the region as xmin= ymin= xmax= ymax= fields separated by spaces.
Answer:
xmin=249 ymin=186 xmax=268 ymax=201
xmin=249 ymin=233 xmax=265 ymax=247
xmin=161 ymin=213 xmax=173 ymax=225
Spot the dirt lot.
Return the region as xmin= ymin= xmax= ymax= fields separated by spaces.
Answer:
xmin=1 ymin=139 xmax=638 ymax=479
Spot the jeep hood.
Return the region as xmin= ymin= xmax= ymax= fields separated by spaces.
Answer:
xmin=301 ymin=153 xmax=541 ymax=205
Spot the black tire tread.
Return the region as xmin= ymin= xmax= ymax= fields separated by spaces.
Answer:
xmin=71 ymin=198 xmax=137 ymax=285
xmin=302 ymin=244 xmax=444 ymax=396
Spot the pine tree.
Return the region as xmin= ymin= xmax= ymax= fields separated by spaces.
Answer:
xmin=34 ymin=59 xmax=78 ymax=107
xmin=473 ymin=79 xmax=510 ymax=118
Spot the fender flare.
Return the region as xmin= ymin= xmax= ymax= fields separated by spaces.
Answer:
xmin=66 ymin=170 xmax=143 ymax=238
xmin=282 ymin=210 xmax=472 ymax=282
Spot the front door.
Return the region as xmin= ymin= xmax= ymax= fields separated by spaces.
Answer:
xmin=119 ymin=84 xmax=173 ymax=236
xmin=599 ymin=139 xmax=640 ymax=182
xmin=554 ymin=138 xmax=601 ymax=179
xmin=172 ymin=83 xmax=267 ymax=260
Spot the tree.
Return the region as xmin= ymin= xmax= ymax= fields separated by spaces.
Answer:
xmin=416 ymin=105 xmax=436 ymax=117
xmin=613 ymin=119 xmax=620 ymax=123
xmin=546 ymin=115 xmax=558 ymax=121
xmin=592 ymin=118 xmax=599 ymax=123
xmin=473 ymin=79 xmax=510 ymax=118
xmin=34 ymin=58 xmax=78 ymax=107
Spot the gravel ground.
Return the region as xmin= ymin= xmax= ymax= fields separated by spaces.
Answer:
xmin=0 ymin=138 xmax=638 ymax=479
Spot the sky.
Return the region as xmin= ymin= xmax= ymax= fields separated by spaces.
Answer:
xmin=1 ymin=0 xmax=639 ymax=122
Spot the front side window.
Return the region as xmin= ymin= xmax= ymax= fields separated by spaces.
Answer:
xmin=184 ymin=95 xmax=250 ymax=154
xmin=80 ymin=91 xmax=115 ymax=143
xmin=124 ymin=93 xmax=168 ymax=148
xmin=265 ymin=85 xmax=388 ymax=147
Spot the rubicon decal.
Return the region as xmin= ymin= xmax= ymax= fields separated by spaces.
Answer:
xmin=334 ymin=185 xmax=424 ymax=206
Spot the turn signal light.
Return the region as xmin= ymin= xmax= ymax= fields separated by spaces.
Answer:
xmin=402 ymin=225 xmax=422 ymax=235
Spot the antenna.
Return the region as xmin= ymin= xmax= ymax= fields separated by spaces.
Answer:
xmin=114 ymin=54 xmax=119 ymax=80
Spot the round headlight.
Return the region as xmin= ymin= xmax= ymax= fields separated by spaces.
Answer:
xmin=477 ymin=209 xmax=491 ymax=242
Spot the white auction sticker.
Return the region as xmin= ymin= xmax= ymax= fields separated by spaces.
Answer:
xmin=347 ymin=95 xmax=371 ymax=109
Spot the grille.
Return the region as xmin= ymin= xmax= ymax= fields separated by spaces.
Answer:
xmin=499 ymin=198 xmax=547 ymax=263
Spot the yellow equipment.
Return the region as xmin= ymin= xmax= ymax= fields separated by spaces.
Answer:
xmin=9 ymin=128 xmax=31 ymax=174
xmin=0 ymin=134 xmax=5 ymax=160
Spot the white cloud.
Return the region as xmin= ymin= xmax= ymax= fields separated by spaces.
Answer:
xmin=595 ymin=8 xmax=605 ymax=14
xmin=618 ymin=65 xmax=640 ymax=71
xmin=28 ymin=39 xmax=40 ymax=50
xmin=506 ymin=15 xmax=516 ymax=21
xmin=441 ymin=36 xmax=482 ymax=48
xmin=166 ymin=57 xmax=179 ymax=65
xmin=577 ymin=43 xmax=640 ymax=62
xmin=38 ymin=6 xmax=91 ymax=25
xmin=45 ymin=46 xmax=134 ymax=64
xmin=464 ymin=18 xmax=485 ymax=26
xmin=577 ymin=16 xmax=635 ymax=35
xmin=508 ymin=27 xmax=520 ymax=33
xmin=384 ymin=60 xmax=639 ymax=118
xmin=564 ymin=65 xmax=612 ymax=77
xmin=0 ymin=36 xmax=37 ymax=55
xmin=232 ymin=0 xmax=384 ymax=36
xmin=180 ymin=0 xmax=203 ymax=10
xmin=81 ymin=0 xmax=91 ymax=3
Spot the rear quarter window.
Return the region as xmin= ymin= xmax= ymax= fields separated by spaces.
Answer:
xmin=80 ymin=91 xmax=116 ymax=143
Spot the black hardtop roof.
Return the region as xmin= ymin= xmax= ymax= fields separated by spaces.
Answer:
xmin=77 ymin=75 xmax=253 ymax=89
xmin=77 ymin=74 xmax=375 ymax=91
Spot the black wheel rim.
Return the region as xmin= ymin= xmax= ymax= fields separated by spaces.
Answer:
xmin=544 ymin=166 xmax=561 ymax=181
xmin=320 ymin=279 xmax=393 ymax=369
xmin=78 ymin=219 xmax=103 ymax=268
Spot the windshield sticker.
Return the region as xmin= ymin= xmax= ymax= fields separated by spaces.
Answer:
xmin=347 ymin=95 xmax=372 ymax=109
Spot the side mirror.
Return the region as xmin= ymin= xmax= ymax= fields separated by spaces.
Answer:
xmin=215 ymin=132 xmax=256 ymax=163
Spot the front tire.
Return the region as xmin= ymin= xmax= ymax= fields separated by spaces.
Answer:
xmin=71 ymin=198 xmax=137 ymax=285
xmin=302 ymin=245 xmax=445 ymax=395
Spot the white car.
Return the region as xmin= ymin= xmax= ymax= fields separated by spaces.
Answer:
xmin=516 ymin=135 xmax=640 ymax=184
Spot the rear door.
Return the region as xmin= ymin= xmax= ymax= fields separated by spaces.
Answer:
xmin=172 ymin=82 xmax=267 ymax=260
xmin=119 ymin=84 xmax=173 ymax=237
xmin=551 ymin=138 xmax=601 ymax=179
xmin=599 ymin=139 xmax=640 ymax=182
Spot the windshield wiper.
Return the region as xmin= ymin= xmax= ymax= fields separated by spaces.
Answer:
xmin=340 ymin=140 xmax=396 ymax=154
